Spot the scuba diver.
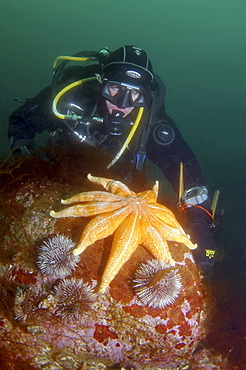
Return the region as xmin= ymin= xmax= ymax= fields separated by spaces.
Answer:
xmin=8 ymin=44 xmax=218 ymax=273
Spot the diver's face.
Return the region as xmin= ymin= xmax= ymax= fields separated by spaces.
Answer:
xmin=105 ymin=83 xmax=140 ymax=116
xmin=105 ymin=100 xmax=134 ymax=117
xmin=108 ymin=83 xmax=140 ymax=101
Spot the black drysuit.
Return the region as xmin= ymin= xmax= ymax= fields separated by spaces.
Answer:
xmin=8 ymin=68 xmax=217 ymax=272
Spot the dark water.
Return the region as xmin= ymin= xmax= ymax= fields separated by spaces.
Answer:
xmin=1 ymin=0 xmax=246 ymax=366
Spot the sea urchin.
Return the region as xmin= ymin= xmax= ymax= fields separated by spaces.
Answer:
xmin=54 ymin=278 xmax=96 ymax=323
xmin=37 ymin=234 xmax=80 ymax=279
xmin=133 ymin=259 xmax=182 ymax=309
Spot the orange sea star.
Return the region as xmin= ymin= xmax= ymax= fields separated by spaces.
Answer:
xmin=50 ymin=174 xmax=196 ymax=293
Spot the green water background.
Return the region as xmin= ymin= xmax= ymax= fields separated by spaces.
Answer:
xmin=1 ymin=0 xmax=245 ymax=268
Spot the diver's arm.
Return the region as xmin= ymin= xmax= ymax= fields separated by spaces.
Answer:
xmin=146 ymin=112 xmax=217 ymax=273
xmin=8 ymin=86 xmax=54 ymax=153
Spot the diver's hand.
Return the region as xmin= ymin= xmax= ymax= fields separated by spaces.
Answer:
xmin=10 ymin=137 xmax=35 ymax=158
xmin=15 ymin=145 xmax=33 ymax=157
xmin=185 ymin=203 xmax=217 ymax=274
xmin=191 ymin=220 xmax=217 ymax=274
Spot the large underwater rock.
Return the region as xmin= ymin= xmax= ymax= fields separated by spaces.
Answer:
xmin=0 ymin=146 xmax=226 ymax=369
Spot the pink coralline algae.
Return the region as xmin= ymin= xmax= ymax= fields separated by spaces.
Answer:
xmin=0 ymin=153 xmax=225 ymax=369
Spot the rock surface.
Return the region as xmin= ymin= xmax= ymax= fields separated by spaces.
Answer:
xmin=0 ymin=147 xmax=226 ymax=369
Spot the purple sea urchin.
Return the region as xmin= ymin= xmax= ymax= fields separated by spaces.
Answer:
xmin=14 ymin=286 xmax=45 ymax=322
xmin=54 ymin=278 xmax=95 ymax=323
xmin=133 ymin=259 xmax=182 ymax=309
xmin=37 ymin=234 xmax=79 ymax=279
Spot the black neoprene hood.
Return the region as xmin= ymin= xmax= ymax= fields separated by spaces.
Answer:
xmin=102 ymin=45 xmax=154 ymax=89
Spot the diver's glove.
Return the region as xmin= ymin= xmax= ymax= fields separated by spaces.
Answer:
xmin=16 ymin=145 xmax=34 ymax=157
xmin=105 ymin=110 xmax=131 ymax=136
xmin=10 ymin=138 xmax=35 ymax=157
xmin=184 ymin=200 xmax=217 ymax=275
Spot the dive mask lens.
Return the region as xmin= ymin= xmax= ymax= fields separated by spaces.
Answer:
xmin=102 ymin=81 xmax=150 ymax=108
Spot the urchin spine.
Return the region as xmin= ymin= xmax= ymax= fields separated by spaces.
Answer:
xmin=37 ymin=234 xmax=79 ymax=279
xmin=133 ymin=259 xmax=182 ymax=309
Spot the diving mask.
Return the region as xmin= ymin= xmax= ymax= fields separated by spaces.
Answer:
xmin=101 ymin=80 xmax=150 ymax=108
